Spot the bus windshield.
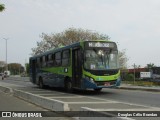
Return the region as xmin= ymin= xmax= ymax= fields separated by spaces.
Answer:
xmin=84 ymin=49 xmax=119 ymax=70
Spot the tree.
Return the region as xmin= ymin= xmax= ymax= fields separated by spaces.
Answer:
xmin=118 ymin=49 xmax=129 ymax=80
xmin=146 ymin=63 xmax=156 ymax=69
xmin=31 ymin=27 xmax=128 ymax=68
xmin=25 ymin=63 xmax=29 ymax=75
xmin=119 ymin=49 xmax=128 ymax=69
xmin=8 ymin=63 xmax=24 ymax=75
xmin=0 ymin=4 xmax=5 ymax=12
xmin=0 ymin=61 xmax=5 ymax=72
xmin=31 ymin=28 xmax=110 ymax=55
xmin=0 ymin=61 xmax=5 ymax=67
xmin=145 ymin=63 xmax=156 ymax=72
xmin=132 ymin=64 xmax=141 ymax=69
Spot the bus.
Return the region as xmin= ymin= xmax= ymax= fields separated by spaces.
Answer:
xmin=29 ymin=40 xmax=121 ymax=92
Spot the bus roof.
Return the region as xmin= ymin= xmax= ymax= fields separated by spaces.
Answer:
xmin=30 ymin=40 xmax=113 ymax=59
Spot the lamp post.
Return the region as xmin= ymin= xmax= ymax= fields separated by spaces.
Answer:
xmin=3 ymin=38 xmax=9 ymax=71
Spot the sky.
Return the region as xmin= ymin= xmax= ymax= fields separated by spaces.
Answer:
xmin=0 ymin=0 xmax=160 ymax=68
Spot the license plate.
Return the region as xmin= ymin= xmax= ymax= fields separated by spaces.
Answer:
xmin=104 ymin=82 xmax=110 ymax=86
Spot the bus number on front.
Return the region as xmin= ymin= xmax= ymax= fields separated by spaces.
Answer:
xmin=88 ymin=42 xmax=110 ymax=47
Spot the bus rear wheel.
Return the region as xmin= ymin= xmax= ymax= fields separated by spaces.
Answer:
xmin=39 ymin=77 xmax=45 ymax=89
xmin=65 ymin=79 xmax=73 ymax=93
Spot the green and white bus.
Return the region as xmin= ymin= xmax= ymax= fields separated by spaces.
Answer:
xmin=29 ymin=40 xmax=121 ymax=92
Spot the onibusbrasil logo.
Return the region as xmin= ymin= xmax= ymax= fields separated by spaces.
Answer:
xmin=1 ymin=112 xmax=42 ymax=118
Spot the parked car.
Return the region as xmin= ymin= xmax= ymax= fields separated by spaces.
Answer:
xmin=0 ymin=73 xmax=3 ymax=76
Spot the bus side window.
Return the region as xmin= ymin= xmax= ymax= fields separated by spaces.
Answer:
xmin=47 ymin=54 xmax=54 ymax=67
xmin=62 ymin=50 xmax=70 ymax=66
xmin=37 ymin=57 xmax=41 ymax=68
xmin=45 ymin=55 xmax=48 ymax=66
xmin=40 ymin=57 xmax=43 ymax=68
xmin=55 ymin=52 xmax=61 ymax=66
xmin=42 ymin=56 xmax=46 ymax=67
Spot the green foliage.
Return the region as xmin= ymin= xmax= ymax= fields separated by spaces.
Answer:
xmin=0 ymin=4 xmax=5 ymax=12
xmin=146 ymin=63 xmax=156 ymax=69
xmin=0 ymin=67 xmax=4 ymax=73
xmin=124 ymin=73 xmax=134 ymax=81
xmin=25 ymin=63 xmax=29 ymax=75
xmin=8 ymin=63 xmax=24 ymax=75
xmin=122 ymin=80 xmax=160 ymax=86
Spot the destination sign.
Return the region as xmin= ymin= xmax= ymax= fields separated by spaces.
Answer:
xmin=86 ymin=42 xmax=115 ymax=48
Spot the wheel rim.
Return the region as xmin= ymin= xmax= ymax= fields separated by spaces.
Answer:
xmin=65 ymin=81 xmax=72 ymax=92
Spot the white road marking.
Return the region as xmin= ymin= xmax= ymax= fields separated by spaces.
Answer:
xmin=66 ymin=101 xmax=119 ymax=104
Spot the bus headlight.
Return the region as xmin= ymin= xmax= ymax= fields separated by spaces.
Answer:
xmin=85 ymin=76 xmax=95 ymax=83
xmin=90 ymin=78 xmax=94 ymax=83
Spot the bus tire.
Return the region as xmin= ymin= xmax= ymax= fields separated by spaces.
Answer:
xmin=94 ymin=88 xmax=102 ymax=92
xmin=65 ymin=79 xmax=73 ymax=93
xmin=39 ymin=77 xmax=45 ymax=89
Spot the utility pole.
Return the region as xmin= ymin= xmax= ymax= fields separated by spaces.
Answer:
xmin=3 ymin=38 xmax=9 ymax=71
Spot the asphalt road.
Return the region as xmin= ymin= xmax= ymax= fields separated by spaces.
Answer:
xmin=81 ymin=88 xmax=160 ymax=108
xmin=1 ymin=77 xmax=160 ymax=108
xmin=0 ymin=90 xmax=74 ymax=120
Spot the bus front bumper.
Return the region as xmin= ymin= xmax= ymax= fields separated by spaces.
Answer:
xmin=82 ymin=77 xmax=121 ymax=89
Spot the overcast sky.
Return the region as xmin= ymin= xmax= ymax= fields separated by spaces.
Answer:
xmin=0 ymin=0 xmax=160 ymax=67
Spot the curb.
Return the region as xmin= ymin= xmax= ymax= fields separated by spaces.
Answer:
xmin=0 ymin=86 xmax=70 ymax=111
xmin=13 ymin=89 xmax=70 ymax=111
xmin=118 ymin=86 xmax=160 ymax=92
xmin=0 ymin=85 xmax=13 ymax=93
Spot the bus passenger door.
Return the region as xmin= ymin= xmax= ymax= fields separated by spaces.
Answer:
xmin=72 ymin=48 xmax=82 ymax=88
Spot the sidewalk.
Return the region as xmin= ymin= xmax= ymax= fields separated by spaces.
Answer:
xmin=119 ymin=83 xmax=160 ymax=92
